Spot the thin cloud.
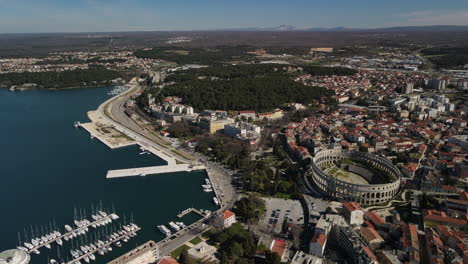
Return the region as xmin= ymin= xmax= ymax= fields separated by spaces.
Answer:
xmin=400 ymin=9 xmax=468 ymax=26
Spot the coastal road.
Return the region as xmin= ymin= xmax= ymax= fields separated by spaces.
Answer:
xmin=157 ymin=222 xmax=209 ymax=256
xmin=97 ymin=86 xmax=191 ymax=164
xmin=100 ymin=85 xmax=238 ymax=210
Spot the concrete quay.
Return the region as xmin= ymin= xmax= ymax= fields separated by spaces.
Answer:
xmin=79 ymin=121 xmax=135 ymax=149
xmin=138 ymin=144 xmax=176 ymax=166
xmin=106 ymin=164 xmax=206 ymax=179
xmin=107 ymin=240 xmax=157 ymax=264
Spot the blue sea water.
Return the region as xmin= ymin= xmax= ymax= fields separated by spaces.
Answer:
xmin=0 ymin=87 xmax=215 ymax=263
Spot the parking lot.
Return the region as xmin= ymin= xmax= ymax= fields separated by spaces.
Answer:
xmin=303 ymin=195 xmax=330 ymax=219
xmin=258 ymin=198 xmax=304 ymax=234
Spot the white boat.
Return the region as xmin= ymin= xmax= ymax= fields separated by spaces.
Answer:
xmin=110 ymin=214 xmax=119 ymax=220
xmin=81 ymin=246 xmax=88 ymax=253
xmin=33 ymin=249 xmax=40 ymax=255
xmin=17 ymin=246 xmax=28 ymax=252
xmin=56 ymin=238 xmax=63 ymax=246
xmin=89 ymin=253 xmax=96 ymax=261
xmin=157 ymin=225 xmax=171 ymax=237
xmin=205 ymin=178 xmax=211 ymax=185
xmin=203 ymin=188 xmax=213 ymax=192
xmin=65 ymin=225 xmax=73 ymax=232
xmin=70 ymin=250 xmax=78 ymax=258
xmin=175 ymin=222 xmax=186 ymax=229
xmin=97 ymin=249 xmax=105 ymax=256
xmin=213 ymin=197 xmax=219 ymax=206
xmin=107 ymin=246 xmax=112 ymax=252
xmin=202 ymin=184 xmax=212 ymax=189
xmin=50 ymin=259 xmax=58 ymax=264
xmin=44 ymin=243 xmax=51 ymax=249
xmin=31 ymin=239 xmax=39 ymax=246
xmin=168 ymin=222 xmax=180 ymax=232
xmin=98 ymin=211 xmax=108 ymax=217
xmin=84 ymin=256 xmax=90 ymax=263
xmin=114 ymin=241 xmax=122 ymax=247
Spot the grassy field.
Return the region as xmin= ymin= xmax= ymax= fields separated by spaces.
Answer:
xmin=171 ymin=244 xmax=190 ymax=259
xmin=189 ymin=237 xmax=203 ymax=245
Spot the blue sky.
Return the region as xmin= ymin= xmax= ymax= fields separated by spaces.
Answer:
xmin=0 ymin=0 xmax=467 ymax=33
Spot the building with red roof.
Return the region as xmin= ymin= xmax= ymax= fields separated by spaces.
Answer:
xmin=365 ymin=211 xmax=386 ymax=227
xmin=220 ymin=210 xmax=236 ymax=228
xmin=342 ymin=202 xmax=364 ymax=225
xmin=309 ymin=233 xmax=328 ymax=257
xmin=423 ymin=209 xmax=468 ymax=227
xmin=157 ymin=256 xmax=180 ymax=264
xmin=270 ymin=239 xmax=287 ymax=261
xmin=400 ymin=224 xmax=420 ymax=264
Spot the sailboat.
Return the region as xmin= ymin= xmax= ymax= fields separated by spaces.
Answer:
xmin=17 ymin=232 xmax=29 ymax=252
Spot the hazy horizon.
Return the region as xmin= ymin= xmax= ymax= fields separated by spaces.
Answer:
xmin=0 ymin=0 xmax=467 ymax=33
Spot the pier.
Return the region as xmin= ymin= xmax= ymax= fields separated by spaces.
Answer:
xmin=176 ymin=208 xmax=205 ymax=218
xmin=106 ymin=164 xmax=206 ymax=179
xmin=26 ymin=214 xmax=116 ymax=254
xmin=65 ymin=226 xmax=141 ymax=264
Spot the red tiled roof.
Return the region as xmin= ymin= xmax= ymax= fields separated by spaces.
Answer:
xmin=342 ymin=202 xmax=363 ymax=212
xmin=362 ymin=247 xmax=378 ymax=262
xmin=158 ymin=256 xmax=180 ymax=264
xmin=423 ymin=210 xmax=468 ymax=226
xmin=310 ymin=233 xmax=327 ymax=247
xmin=360 ymin=227 xmax=383 ymax=242
xmin=270 ymin=239 xmax=287 ymax=258
xmin=365 ymin=211 xmax=386 ymax=226
xmin=222 ymin=210 xmax=235 ymax=221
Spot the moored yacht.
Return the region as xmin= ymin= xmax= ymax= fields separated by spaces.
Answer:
xmin=157 ymin=225 xmax=171 ymax=237
xmin=168 ymin=222 xmax=180 ymax=232
xmin=175 ymin=222 xmax=186 ymax=229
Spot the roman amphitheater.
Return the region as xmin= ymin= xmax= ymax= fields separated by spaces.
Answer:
xmin=307 ymin=149 xmax=401 ymax=205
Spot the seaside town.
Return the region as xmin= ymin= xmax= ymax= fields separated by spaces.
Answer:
xmin=1 ymin=40 xmax=468 ymax=264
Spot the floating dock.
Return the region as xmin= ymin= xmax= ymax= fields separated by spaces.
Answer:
xmin=26 ymin=214 xmax=117 ymax=254
xmin=176 ymin=208 xmax=206 ymax=218
xmin=106 ymin=164 xmax=206 ymax=179
xmin=65 ymin=226 xmax=141 ymax=264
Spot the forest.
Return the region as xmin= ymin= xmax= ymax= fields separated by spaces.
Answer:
xmin=421 ymin=46 xmax=468 ymax=69
xmin=134 ymin=46 xmax=255 ymax=65
xmin=144 ymin=64 xmax=355 ymax=112
xmin=0 ymin=67 xmax=121 ymax=88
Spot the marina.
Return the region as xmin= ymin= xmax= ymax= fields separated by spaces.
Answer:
xmin=14 ymin=203 xmax=143 ymax=264
xmin=64 ymin=224 xmax=140 ymax=264
xmin=24 ymin=212 xmax=118 ymax=255
xmin=0 ymin=87 xmax=217 ymax=264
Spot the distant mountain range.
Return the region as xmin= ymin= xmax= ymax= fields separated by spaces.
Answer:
xmin=216 ymin=25 xmax=468 ymax=32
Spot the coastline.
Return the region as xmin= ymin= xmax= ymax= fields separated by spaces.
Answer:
xmin=5 ymin=83 xmax=126 ymax=91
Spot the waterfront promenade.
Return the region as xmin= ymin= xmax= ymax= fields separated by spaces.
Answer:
xmin=106 ymin=164 xmax=206 ymax=178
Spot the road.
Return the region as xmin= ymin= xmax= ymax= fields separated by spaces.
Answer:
xmin=97 ymin=83 xmax=239 ymax=257
xmin=97 ymin=86 xmax=191 ymax=164
xmin=156 ymin=222 xmax=209 ymax=256
xmin=100 ymin=85 xmax=238 ymax=210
